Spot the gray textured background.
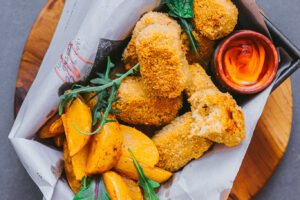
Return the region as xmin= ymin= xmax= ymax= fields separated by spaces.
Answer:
xmin=0 ymin=0 xmax=299 ymax=199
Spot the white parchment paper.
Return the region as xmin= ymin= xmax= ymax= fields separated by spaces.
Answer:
xmin=8 ymin=0 xmax=280 ymax=199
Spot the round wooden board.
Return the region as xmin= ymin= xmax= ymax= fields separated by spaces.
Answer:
xmin=14 ymin=0 xmax=293 ymax=199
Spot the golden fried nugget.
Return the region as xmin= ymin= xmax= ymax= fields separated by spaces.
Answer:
xmin=113 ymin=76 xmax=182 ymax=126
xmin=122 ymin=39 xmax=138 ymax=70
xmin=181 ymin=31 xmax=215 ymax=67
xmin=189 ymin=89 xmax=245 ymax=147
xmin=136 ymin=24 xmax=188 ymax=98
xmin=123 ymin=12 xmax=181 ymax=70
xmin=185 ymin=63 xmax=217 ymax=97
xmin=193 ymin=0 xmax=238 ymax=40
xmin=132 ymin=12 xmax=181 ymax=39
xmin=152 ymin=112 xmax=213 ymax=172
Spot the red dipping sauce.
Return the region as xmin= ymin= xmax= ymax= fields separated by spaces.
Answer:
xmin=213 ymin=30 xmax=278 ymax=94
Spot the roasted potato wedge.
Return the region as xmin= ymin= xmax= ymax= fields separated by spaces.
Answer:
xmin=103 ymin=171 xmax=132 ymax=200
xmin=120 ymin=125 xmax=159 ymax=167
xmin=38 ymin=114 xmax=64 ymax=138
xmin=53 ymin=134 xmax=64 ymax=148
xmin=62 ymin=97 xmax=92 ymax=156
xmin=82 ymin=91 xmax=98 ymax=110
xmin=71 ymin=143 xmax=89 ymax=181
xmin=86 ymin=119 xmax=122 ymax=175
xmin=63 ymin=142 xmax=81 ymax=193
xmin=122 ymin=176 xmax=143 ymax=200
xmin=114 ymin=156 xmax=172 ymax=183
xmin=49 ymin=117 xmax=64 ymax=135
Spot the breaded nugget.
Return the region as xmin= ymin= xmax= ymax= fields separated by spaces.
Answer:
xmin=185 ymin=63 xmax=217 ymax=97
xmin=113 ymin=76 xmax=182 ymax=126
xmin=122 ymin=39 xmax=137 ymax=70
xmin=193 ymin=0 xmax=238 ymax=40
xmin=136 ymin=24 xmax=188 ymax=98
xmin=181 ymin=31 xmax=215 ymax=67
xmin=189 ymin=89 xmax=245 ymax=147
xmin=123 ymin=12 xmax=181 ymax=70
xmin=132 ymin=12 xmax=181 ymax=39
xmin=152 ymin=112 xmax=213 ymax=172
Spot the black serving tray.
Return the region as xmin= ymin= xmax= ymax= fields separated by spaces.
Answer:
xmin=264 ymin=17 xmax=300 ymax=91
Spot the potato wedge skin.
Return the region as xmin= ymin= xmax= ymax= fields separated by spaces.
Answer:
xmin=86 ymin=121 xmax=122 ymax=175
xmin=63 ymin=142 xmax=81 ymax=193
xmin=53 ymin=135 xmax=64 ymax=148
xmin=114 ymin=156 xmax=172 ymax=184
xmin=120 ymin=125 xmax=159 ymax=167
xmin=62 ymin=98 xmax=92 ymax=156
xmin=103 ymin=171 xmax=132 ymax=200
xmin=82 ymin=91 xmax=99 ymax=110
xmin=38 ymin=114 xmax=63 ymax=138
xmin=122 ymin=177 xmax=143 ymax=200
xmin=49 ymin=117 xmax=64 ymax=135
xmin=71 ymin=143 xmax=89 ymax=181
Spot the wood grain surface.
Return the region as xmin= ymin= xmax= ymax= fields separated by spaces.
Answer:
xmin=14 ymin=0 xmax=293 ymax=199
xmin=14 ymin=0 xmax=64 ymax=114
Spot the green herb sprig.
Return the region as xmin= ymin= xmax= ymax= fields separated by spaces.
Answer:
xmin=58 ymin=57 xmax=139 ymax=135
xmin=128 ymin=149 xmax=160 ymax=200
xmin=73 ymin=176 xmax=110 ymax=200
xmin=162 ymin=0 xmax=199 ymax=53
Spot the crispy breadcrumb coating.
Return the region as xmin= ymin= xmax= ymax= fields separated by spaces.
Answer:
xmin=123 ymin=12 xmax=181 ymax=70
xmin=181 ymin=31 xmax=215 ymax=67
xmin=185 ymin=63 xmax=217 ymax=97
xmin=193 ymin=0 xmax=238 ymax=40
xmin=189 ymin=89 xmax=245 ymax=147
xmin=152 ymin=112 xmax=213 ymax=172
xmin=132 ymin=12 xmax=181 ymax=39
xmin=113 ymin=76 xmax=182 ymax=126
xmin=136 ymin=24 xmax=188 ymax=98
xmin=122 ymin=39 xmax=137 ymax=70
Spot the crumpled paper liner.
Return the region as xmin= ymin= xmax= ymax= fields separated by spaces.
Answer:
xmin=9 ymin=0 xmax=282 ymax=199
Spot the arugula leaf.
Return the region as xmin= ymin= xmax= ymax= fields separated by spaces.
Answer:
xmin=73 ymin=176 xmax=110 ymax=200
xmin=162 ymin=0 xmax=194 ymax=19
xmin=128 ymin=149 xmax=160 ymax=200
xmin=162 ymin=0 xmax=199 ymax=53
xmin=58 ymin=57 xmax=140 ymax=135
xmin=58 ymin=92 xmax=78 ymax=116
xmin=91 ymin=90 xmax=109 ymax=126
xmin=179 ymin=18 xmax=199 ymax=53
